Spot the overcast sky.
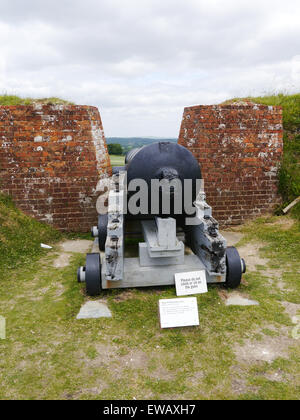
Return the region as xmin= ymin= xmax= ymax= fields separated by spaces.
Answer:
xmin=0 ymin=0 xmax=299 ymax=137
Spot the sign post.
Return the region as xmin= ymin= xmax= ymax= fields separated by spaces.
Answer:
xmin=159 ymin=297 xmax=199 ymax=329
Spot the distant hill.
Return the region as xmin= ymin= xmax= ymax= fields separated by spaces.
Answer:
xmin=106 ymin=137 xmax=177 ymax=152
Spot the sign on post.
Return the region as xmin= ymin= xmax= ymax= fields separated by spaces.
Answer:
xmin=159 ymin=297 xmax=199 ymax=329
xmin=175 ymin=270 xmax=207 ymax=296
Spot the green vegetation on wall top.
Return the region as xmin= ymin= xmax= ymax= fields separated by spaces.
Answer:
xmin=0 ymin=94 xmax=73 ymax=106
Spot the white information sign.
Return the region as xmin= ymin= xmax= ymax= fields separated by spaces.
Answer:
xmin=175 ymin=270 xmax=207 ymax=296
xmin=159 ymin=297 xmax=199 ymax=329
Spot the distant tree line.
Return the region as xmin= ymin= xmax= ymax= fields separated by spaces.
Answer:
xmin=107 ymin=143 xmax=123 ymax=155
xmin=106 ymin=137 xmax=177 ymax=155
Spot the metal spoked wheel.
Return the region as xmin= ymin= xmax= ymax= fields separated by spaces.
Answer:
xmin=85 ymin=253 xmax=102 ymax=296
xmin=225 ymin=246 xmax=246 ymax=289
xmin=98 ymin=214 xmax=108 ymax=251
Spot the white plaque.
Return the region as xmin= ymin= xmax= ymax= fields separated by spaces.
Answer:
xmin=175 ymin=270 xmax=207 ymax=296
xmin=159 ymin=297 xmax=199 ymax=329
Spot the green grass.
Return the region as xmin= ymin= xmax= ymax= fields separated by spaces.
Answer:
xmin=224 ymin=93 xmax=300 ymax=220
xmin=109 ymin=154 xmax=125 ymax=167
xmin=0 ymin=213 xmax=299 ymax=399
xmin=0 ymin=193 xmax=62 ymax=273
xmin=0 ymin=94 xmax=73 ymax=106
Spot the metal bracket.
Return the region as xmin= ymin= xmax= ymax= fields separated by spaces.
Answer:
xmin=139 ymin=217 xmax=184 ymax=266
xmin=186 ymin=191 xmax=227 ymax=276
xmin=105 ymin=172 xmax=126 ymax=281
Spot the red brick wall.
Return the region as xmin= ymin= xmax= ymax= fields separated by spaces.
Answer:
xmin=178 ymin=104 xmax=283 ymax=225
xmin=0 ymin=104 xmax=111 ymax=231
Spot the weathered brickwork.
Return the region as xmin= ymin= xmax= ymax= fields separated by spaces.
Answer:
xmin=178 ymin=104 xmax=283 ymax=225
xmin=0 ymin=104 xmax=111 ymax=231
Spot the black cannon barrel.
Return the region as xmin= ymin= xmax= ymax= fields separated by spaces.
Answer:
xmin=126 ymin=142 xmax=202 ymax=221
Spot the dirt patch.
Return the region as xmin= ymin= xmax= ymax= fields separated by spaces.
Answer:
xmin=184 ymin=370 xmax=204 ymax=387
xmin=220 ymin=231 xmax=244 ymax=247
xmin=149 ymin=366 xmax=176 ymax=381
xmin=234 ymin=333 xmax=294 ymax=364
xmin=120 ymin=349 xmax=149 ymax=370
xmin=281 ymin=301 xmax=300 ymax=320
xmin=29 ymin=296 xmax=43 ymax=302
xmin=27 ymin=286 xmax=50 ymax=298
xmin=113 ymin=290 xmax=135 ymax=302
xmin=264 ymin=369 xmax=287 ymax=382
xmin=217 ymin=289 xmax=229 ymax=301
xmin=64 ymin=383 xmax=105 ymax=400
xmin=263 ymin=268 xmax=282 ymax=278
xmin=230 ymin=366 xmax=260 ymax=395
xmin=77 ymin=343 xmax=178 ymax=383
xmin=268 ymin=217 xmax=295 ymax=230
xmin=54 ymin=283 xmax=65 ymax=298
xmin=219 ymin=291 xmax=259 ymax=306
xmin=90 ymin=343 xmax=117 ymax=367
xmin=260 ymin=267 xmax=290 ymax=290
xmin=237 ymin=242 xmax=269 ymax=271
xmin=52 ymin=239 xmax=93 ymax=271
xmin=53 ymin=253 xmax=72 ymax=268
xmin=231 ymin=377 xmax=251 ymax=394
xmin=79 ymin=343 xmax=149 ymax=370
xmin=60 ymin=240 xmax=93 ymax=253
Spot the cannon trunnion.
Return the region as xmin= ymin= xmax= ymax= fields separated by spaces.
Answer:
xmin=78 ymin=142 xmax=246 ymax=295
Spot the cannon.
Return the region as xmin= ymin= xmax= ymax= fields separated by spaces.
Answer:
xmin=77 ymin=142 xmax=246 ymax=295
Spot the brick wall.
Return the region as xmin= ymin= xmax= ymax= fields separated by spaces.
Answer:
xmin=0 ymin=104 xmax=111 ymax=231
xmin=178 ymin=103 xmax=283 ymax=225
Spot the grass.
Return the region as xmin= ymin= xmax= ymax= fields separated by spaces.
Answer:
xmin=224 ymin=93 xmax=300 ymax=220
xmin=0 ymin=94 xmax=73 ymax=106
xmin=0 ymin=212 xmax=299 ymax=399
xmin=0 ymin=194 xmax=62 ymax=273
xmin=109 ymin=154 xmax=125 ymax=167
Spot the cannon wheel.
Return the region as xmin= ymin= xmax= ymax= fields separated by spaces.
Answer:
xmin=98 ymin=214 xmax=108 ymax=251
xmin=225 ymin=246 xmax=245 ymax=289
xmin=85 ymin=253 xmax=102 ymax=296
